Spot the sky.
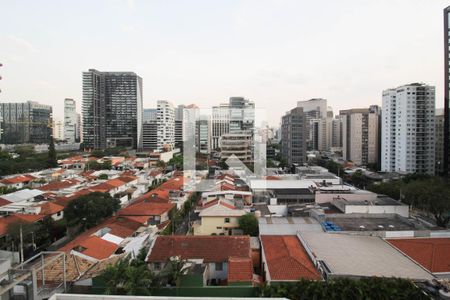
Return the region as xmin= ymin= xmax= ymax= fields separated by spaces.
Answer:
xmin=0 ymin=0 xmax=448 ymax=126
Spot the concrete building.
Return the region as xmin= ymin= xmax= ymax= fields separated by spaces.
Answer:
xmin=53 ymin=119 xmax=64 ymax=140
xmin=381 ymin=83 xmax=435 ymax=174
xmin=64 ymin=98 xmax=79 ymax=143
xmin=196 ymin=116 xmax=210 ymax=154
xmin=331 ymin=115 xmax=343 ymax=151
xmin=340 ymin=105 xmax=380 ymax=166
xmin=174 ymin=104 xmax=185 ymax=151
xmin=143 ymin=108 xmax=157 ymax=151
xmin=296 ymin=98 xmax=330 ymax=150
xmin=82 ymin=69 xmax=143 ymax=149
xmin=211 ymin=97 xmax=254 ymax=150
xmin=435 ymin=108 xmax=445 ymax=174
xmin=281 ymin=107 xmax=307 ymax=166
xmin=0 ymin=101 xmax=52 ymax=144
xmin=156 ymin=100 xmax=175 ymax=151
xmin=220 ymin=131 xmax=252 ymax=163
xmin=444 ymin=6 xmax=450 ymax=176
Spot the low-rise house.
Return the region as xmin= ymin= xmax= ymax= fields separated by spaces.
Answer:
xmin=118 ymin=201 xmax=175 ymax=226
xmin=37 ymin=179 xmax=82 ymax=194
xmin=193 ymin=200 xmax=246 ymax=236
xmin=200 ymin=190 xmax=253 ymax=206
xmin=60 ymin=217 xmax=145 ymax=262
xmin=146 ymin=236 xmax=254 ymax=286
xmin=261 ymin=235 xmax=321 ymax=283
xmin=387 ymin=237 xmax=450 ymax=279
xmin=0 ymin=189 xmax=45 ymax=214
xmin=34 ymin=202 xmax=65 ymax=221
xmin=0 ymin=175 xmax=36 ymax=189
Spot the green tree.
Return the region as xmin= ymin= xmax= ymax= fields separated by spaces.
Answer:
xmin=91 ymin=149 xmax=105 ymax=158
xmin=47 ymin=137 xmax=58 ymax=167
xmin=168 ymin=155 xmax=183 ymax=170
xmin=0 ymin=186 xmax=18 ymax=196
xmin=350 ymin=170 xmax=367 ymax=189
xmin=64 ymin=192 xmax=120 ymax=231
xmin=156 ymin=160 xmax=166 ymax=170
xmin=98 ymin=174 xmax=109 ymax=180
xmin=238 ymin=213 xmax=259 ymax=236
xmin=102 ymin=247 xmax=156 ymax=295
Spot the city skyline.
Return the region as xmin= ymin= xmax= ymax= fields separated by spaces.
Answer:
xmin=0 ymin=0 xmax=447 ymax=126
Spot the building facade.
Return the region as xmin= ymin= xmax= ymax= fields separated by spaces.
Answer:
xmin=444 ymin=6 xmax=450 ymax=175
xmin=53 ymin=119 xmax=64 ymax=140
xmin=331 ymin=115 xmax=343 ymax=151
xmin=220 ymin=131 xmax=252 ymax=163
xmin=82 ymin=69 xmax=143 ymax=149
xmin=281 ymin=107 xmax=307 ymax=166
xmin=211 ymin=97 xmax=254 ymax=151
xmin=143 ymin=108 xmax=158 ymax=151
xmin=0 ymin=101 xmax=52 ymax=144
xmin=156 ymin=100 xmax=175 ymax=151
xmin=64 ymin=98 xmax=78 ymax=143
xmin=340 ymin=106 xmax=380 ymax=166
xmin=174 ymin=105 xmax=185 ymax=151
xmin=436 ymin=109 xmax=445 ymax=174
xmin=297 ymin=98 xmax=331 ymax=151
xmin=381 ymin=83 xmax=435 ymax=174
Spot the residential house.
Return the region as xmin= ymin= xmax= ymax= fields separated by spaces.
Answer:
xmin=193 ymin=200 xmax=246 ymax=236
xmin=0 ymin=175 xmax=36 ymax=189
xmin=118 ymin=201 xmax=174 ymax=226
xmin=146 ymin=236 xmax=254 ymax=286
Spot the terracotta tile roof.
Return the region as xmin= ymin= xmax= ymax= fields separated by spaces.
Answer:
xmin=1 ymin=175 xmax=36 ymax=185
xmin=72 ymin=235 xmax=119 ymax=260
xmin=261 ymin=235 xmax=321 ymax=281
xmin=117 ymin=175 xmax=137 ymax=183
xmin=14 ymin=214 xmax=45 ymax=223
xmin=228 ymin=257 xmax=253 ymax=282
xmin=0 ymin=215 xmax=23 ymax=236
xmin=0 ymin=198 xmax=12 ymax=207
xmin=387 ymin=238 xmax=450 ymax=273
xmin=122 ymin=215 xmax=150 ymax=225
xmin=38 ymin=179 xmax=80 ymax=191
xmin=60 ymin=215 xmax=142 ymax=254
xmin=147 ymin=236 xmax=251 ymax=263
xmin=119 ymin=201 xmax=174 ymax=217
xmin=89 ymin=182 xmax=114 ymax=193
xmin=38 ymin=202 xmax=64 ymax=215
xmin=149 ymin=170 xmax=162 ymax=177
xmin=265 ymin=176 xmax=282 ymax=180
xmin=105 ymin=178 xmax=126 ymax=188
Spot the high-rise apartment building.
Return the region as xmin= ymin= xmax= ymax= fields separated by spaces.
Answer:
xmin=82 ymin=69 xmax=143 ymax=149
xmin=340 ymin=106 xmax=380 ymax=166
xmin=175 ymin=105 xmax=185 ymax=151
xmin=196 ymin=116 xmax=211 ymax=154
xmin=381 ymin=83 xmax=435 ymax=174
xmin=435 ymin=108 xmax=445 ymax=174
xmin=281 ymin=107 xmax=307 ymax=166
xmin=156 ymin=100 xmax=175 ymax=151
xmin=64 ymin=98 xmax=79 ymax=143
xmin=331 ymin=116 xmax=343 ymax=151
xmin=0 ymin=101 xmax=52 ymax=144
xmin=444 ymin=6 xmax=450 ymax=175
xmin=53 ymin=119 xmax=64 ymax=140
xmin=143 ymin=108 xmax=158 ymax=151
xmin=211 ymin=97 xmax=254 ymax=150
xmin=297 ymin=98 xmax=331 ymax=151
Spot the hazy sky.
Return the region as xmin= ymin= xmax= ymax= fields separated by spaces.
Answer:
xmin=0 ymin=0 xmax=447 ymax=126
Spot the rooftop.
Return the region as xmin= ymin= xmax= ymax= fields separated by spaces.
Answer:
xmin=299 ymin=232 xmax=434 ymax=281
xmin=147 ymin=236 xmax=251 ymax=263
xmin=249 ymin=179 xmax=317 ymax=190
xmin=258 ymin=217 xmax=322 ymax=235
xmin=387 ymin=238 xmax=450 ymax=273
xmin=261 ymin=235 xmax=320 ymax=281
xmin=325 ymin=216 xmax=416 ymax=231
xmin=227 ymin=257 xmax=253 ymax=283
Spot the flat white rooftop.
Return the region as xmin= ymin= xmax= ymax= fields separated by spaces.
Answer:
xmin=299 ymin=232 xmax=434 ymax=281
xmin=249 ymin=179 xmax=317 ymax=190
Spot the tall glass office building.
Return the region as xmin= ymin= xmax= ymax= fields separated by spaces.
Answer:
xmin=82 ymin=69 xmax=143 ymax=149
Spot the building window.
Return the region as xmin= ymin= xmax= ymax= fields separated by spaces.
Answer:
xmin=224 ymin=218 xmax=230 ymax=223
xmin=215 ymin=262 xmax=223 ymax=271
